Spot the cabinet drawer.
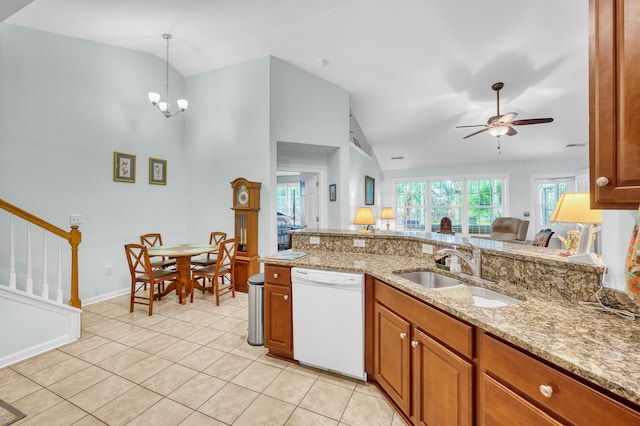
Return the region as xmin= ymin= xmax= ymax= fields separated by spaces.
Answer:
xmin=481 ymin=374 xmax=562 ymax=426
xmin=375 ymin=279 xmax=473 ymax=358
xmin=482 ymin=334 xmax=640 ymax=425
xmin=264 ymin=265 xmax=291 ymax=286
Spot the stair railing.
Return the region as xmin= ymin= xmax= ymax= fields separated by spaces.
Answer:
xmin=1 ymin=199 xmax=82 ymax=308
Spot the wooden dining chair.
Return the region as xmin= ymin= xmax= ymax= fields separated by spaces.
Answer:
xmin=191 ymin=238 xmax=238 ymax=306
xmin=191 ymin=231 xmax=227 ymax=269
xmin=125 ymin=243 xmax=181 ymax=315
xmin=140 ymin=233 xmax=177 ymax=269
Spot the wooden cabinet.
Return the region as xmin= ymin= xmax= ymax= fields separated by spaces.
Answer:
xmin=374 ymin=302 xmax=411 ymax=413
xmin=263 ymin=265 xmax=293 ymax=359
xmin=589 ymin=0 xmax=640 ymax=208
xmin=373 ymin=279 xmax=473 ymax=425
xmin=413 ymin=328 xmax=472 ymax=426
xmin=480 ymin=333 xmax=640 ymax=425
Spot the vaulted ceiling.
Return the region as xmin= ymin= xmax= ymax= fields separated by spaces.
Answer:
xmin=3 ymin=0 xmax=589 ymax=171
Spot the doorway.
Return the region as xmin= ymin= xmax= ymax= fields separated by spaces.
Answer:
xmin=276 ymin=171 xmax=321 ymax=250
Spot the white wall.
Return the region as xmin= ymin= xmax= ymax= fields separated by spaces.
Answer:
xmin=0 ymin=24 xmax=187 ymax=301
xmin=0 ymin=30 xmax=369 ymax=300
xmin=183 ymin=56 xmax=271 ymax=256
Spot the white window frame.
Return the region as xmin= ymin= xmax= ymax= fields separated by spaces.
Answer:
xmin=394 ymin=174 xmax=508 ymax=235
xmin=530 ymin=174 xmax=576 ymax=237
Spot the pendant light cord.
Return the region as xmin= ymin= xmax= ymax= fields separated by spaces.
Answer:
xmin=165 ymin=34 xmax=170 ymax=105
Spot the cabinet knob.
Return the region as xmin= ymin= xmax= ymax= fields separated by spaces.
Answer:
xmin=411 ymin=341 xmax=419 ymax=348
xmin=539 ymin=385 xmax=554 ymax=398
xmin=595 ymin=176 xmax=609 ymax=187
xmin=283 ymin=294 xmax=289 ymax=301
xmin=400 ymin=332 xmax=407 ymax=340
xmin=273 ymin=273 xmax=279 ymax=278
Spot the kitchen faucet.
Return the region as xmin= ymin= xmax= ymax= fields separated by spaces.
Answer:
xmin=437 ymin=242 xmax=482 ymax=278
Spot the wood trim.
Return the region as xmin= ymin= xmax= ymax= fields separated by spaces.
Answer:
xmin=0 ymin=198 xmax=82 ymax=308
xmin=0 ymin=199 xmax=71 ymax=240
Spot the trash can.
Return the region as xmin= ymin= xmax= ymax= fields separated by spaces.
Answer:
xmin=247 ymin=273 xmax=265 ymax=346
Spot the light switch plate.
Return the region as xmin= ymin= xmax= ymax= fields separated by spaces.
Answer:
xmin=353 ymin=239 xmax=365 ymax=248
xmin=422 ymin=243 xmax=434 ymax=254
xmin=69 ymin=214 xmax=82 ymax=225
xmin=310 ymin=236 xmax=320 ymax=245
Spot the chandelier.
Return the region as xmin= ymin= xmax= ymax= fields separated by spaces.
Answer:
xmin=148 ymin=34 xmax=188 ymax=118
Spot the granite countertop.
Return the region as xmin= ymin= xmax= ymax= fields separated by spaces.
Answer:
xmin=261 ymin=249 xmax=640 ymax=406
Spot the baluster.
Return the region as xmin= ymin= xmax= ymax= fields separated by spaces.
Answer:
xmin=56 ymin=240 xmax=63 ymax=304
xmin=9 ymin=214 xmax=16 ymax=288
xmin=26 ymin=223 xmax=33 ymax=294
xmin=42 ymin=231 xmax=49 ymax=299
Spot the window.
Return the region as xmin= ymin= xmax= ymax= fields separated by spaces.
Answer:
xmin=395 ymin=175 xmax=507 ymax=235
xmin=276 ymin=183 xmax=301 ymax=226
xmin=532 ymin=176 xmax=574 ymax=228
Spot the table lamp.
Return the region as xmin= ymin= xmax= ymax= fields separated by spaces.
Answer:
xmin=354 ymin=207 xmax=375 ymax=233
xmin=380 ymin=207 xmax=395 ymax=230
xmin=549 ymin=192 xmax=603 ymax=264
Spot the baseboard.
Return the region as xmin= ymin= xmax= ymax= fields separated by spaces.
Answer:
xmin=82 ymin=287 xmax=129 ymax=306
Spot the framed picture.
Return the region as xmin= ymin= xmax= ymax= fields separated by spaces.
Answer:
xmin=149 ymin=157 xmax=167 ymax=185
xmin=365 ymin=175 xmax=375 ymax=205
xmin=114 ymin=151 xmax=136 ymax=183
xmin=329 ymin=184 xmax=337 ymax=202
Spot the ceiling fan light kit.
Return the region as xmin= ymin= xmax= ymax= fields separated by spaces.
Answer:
xmin=457 ymin=81 xmax=554 ymax=151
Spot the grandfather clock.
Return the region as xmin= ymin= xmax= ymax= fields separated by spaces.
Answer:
xmin=231 ymin=178 xmax=261 ymax=293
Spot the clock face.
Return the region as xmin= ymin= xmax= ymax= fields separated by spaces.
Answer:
xmin=237 ymin=184 xmax=249 ymax=206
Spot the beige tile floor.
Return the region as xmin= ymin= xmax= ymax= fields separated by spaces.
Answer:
xmin=1 ymin=289 xmax=408 ymax=425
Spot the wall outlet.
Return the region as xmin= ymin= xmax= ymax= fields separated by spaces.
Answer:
xmin=422 ymin=243 xmax=434 ymax=254
xmin=353 ymin=239 xmax=365 ymax=248
xmin=69 ymin=214 xmax=82 ymax=225
xmin=105 ymin=265 xmax=113 ymax=276
xmin=310 ymin=236 xmax=320 ymax=245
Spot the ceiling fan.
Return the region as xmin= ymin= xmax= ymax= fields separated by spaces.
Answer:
xmin=457 ymin=82 xmax=554 ymax=150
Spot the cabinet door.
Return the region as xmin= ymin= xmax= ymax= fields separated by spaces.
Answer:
xmin=374 ymin=302 xmax=411 ymax=414
xmin=412 ymin=328 xmax=473 ymax=426
xmin=264 ymin=282 xmax=293 ymax=358
xmin=590 ymin=0 xmax=640 ymax=208
xmin=480 ymin=374 xmax=563 ymax=426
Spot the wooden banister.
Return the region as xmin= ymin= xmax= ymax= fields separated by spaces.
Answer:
xmin=0 ymin=199 xmax=82 ymax=308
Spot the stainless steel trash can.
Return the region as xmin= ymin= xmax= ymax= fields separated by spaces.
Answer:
xmin=247 ymin=273 xmax=265 ymax=346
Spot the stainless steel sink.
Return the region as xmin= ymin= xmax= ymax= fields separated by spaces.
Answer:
xmin=468 ymin=286 xmax=521 ymax=307
xmin=395 ymin=271 xmax=464 ymax=288
xmin=395 ymin=271 xmax=521 ymax=307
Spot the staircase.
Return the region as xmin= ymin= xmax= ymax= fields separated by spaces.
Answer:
xmin=0 ymin=199 xmax=82 ymax=368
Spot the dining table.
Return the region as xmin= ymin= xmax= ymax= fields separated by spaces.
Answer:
xmin=148 ymin=243 xmax=218 ymax=304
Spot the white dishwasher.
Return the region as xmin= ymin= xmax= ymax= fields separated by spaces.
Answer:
xmin=291 ymin=267 xmax=366 ymax=380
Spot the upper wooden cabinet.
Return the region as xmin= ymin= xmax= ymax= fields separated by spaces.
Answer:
xmin=589 ymin=0 xmax=640 ymax=209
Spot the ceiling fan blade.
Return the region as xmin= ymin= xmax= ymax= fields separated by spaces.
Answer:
xmin=510 ymin=117 xmax=554 ymax=126
xmin=456 ymin=124 xmax=486 ymax=128
xmin=506 ymin=126 xmax=517 ymax=136
xmin=463 ymin=128 xmax=490 ymax=139
xmin=499 ymin=112 xmax=518 ymax=124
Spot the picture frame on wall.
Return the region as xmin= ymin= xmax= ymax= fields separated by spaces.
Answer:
xmin=365 ymin=175 xmax=375 ymax=205
xmin=149 ymin=157 xmax=167 ymax=185
xmin=329 ymin=184 xmax=337 ymax=202
xmin=114 ymin=151 xmax=136 ymax=183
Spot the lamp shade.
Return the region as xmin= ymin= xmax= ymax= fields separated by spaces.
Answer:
xmin=549 ymin=193 xmax=602 ymax=224
xmin=380 ymin=207 xmax=395 ymax=220
xmin=354 ymin=207 xmax=375 ymax=226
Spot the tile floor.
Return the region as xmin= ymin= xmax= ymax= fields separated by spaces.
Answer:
xmin=0 ymin=289 xmax=408 ymax=425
